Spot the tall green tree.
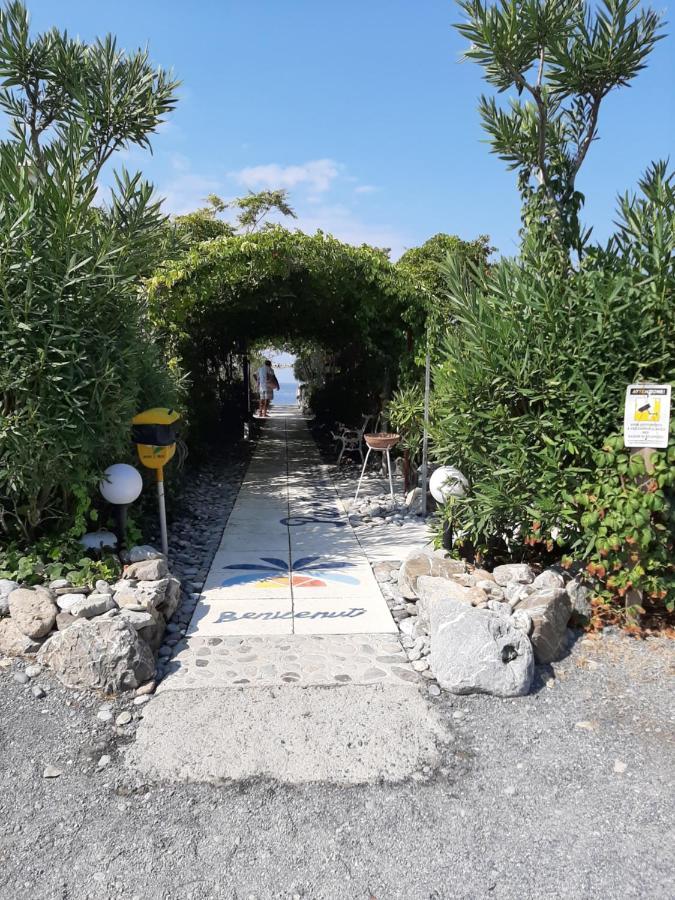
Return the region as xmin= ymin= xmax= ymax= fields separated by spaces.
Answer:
xmin=456 ymin=0 xmax=663 ymax=253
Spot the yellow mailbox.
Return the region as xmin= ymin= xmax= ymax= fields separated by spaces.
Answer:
xmin=132 ymin=407 xmax=180 ymax=470
xmin=131 ymin=407 xmax=181 ymax=556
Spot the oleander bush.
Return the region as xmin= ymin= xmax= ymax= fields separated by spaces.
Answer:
xmin=0 ymin=2 xmax=181 ymax=541
xmin=430 ymin=164 xmax=674 ymax=563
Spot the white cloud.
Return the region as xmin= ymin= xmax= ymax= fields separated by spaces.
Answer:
xmin=156 ymin=172 xmax=222 ymax=216
xmin=231 ymin=158 xmax=340 ymax=197
xmin=354 ymin=184 xmax=379 ymax=194
xmin=291 ymin=204 xmax=410 ymax=260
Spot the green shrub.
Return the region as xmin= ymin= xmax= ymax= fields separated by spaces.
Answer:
xmin=386 ymin=384 xmax=426 ymax=468
xmin=430 ymin=166 xmax=674 ymax=559
xmin=560 ymin=429 xmax=675 ymax=626
xmin=0 ymin=2 xmax=180 ymax=540
xmin=0 ymin=537 xmax=121 ymax=587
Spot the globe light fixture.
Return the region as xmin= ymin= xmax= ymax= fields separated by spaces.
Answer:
xmin=80 ymin=530 xmax=118 ymax=551
xmin=99 ymin=464 xmax=143 ymax=550
xmin=429 ymin=465 xmax=468 ymax=552
xmin=429 ymin=466 xmax=468 ymax=504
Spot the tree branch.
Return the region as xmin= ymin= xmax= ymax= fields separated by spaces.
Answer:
xmin=571 ymin=94 xmax=602 ymax=177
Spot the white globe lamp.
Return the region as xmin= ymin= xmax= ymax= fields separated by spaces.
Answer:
xmin=100 ymin=464 xmax=143 ymax=505
xmin=80 ymin=530 xmax=118 ymax=551
xmin=429 ymin=466 xmax=468 ymax=504
xmin=99 ymin=464 xmax=143 ymax=550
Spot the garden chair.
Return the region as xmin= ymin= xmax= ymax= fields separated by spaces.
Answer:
xmin=331 ymin=414 xmax=372 ymax=466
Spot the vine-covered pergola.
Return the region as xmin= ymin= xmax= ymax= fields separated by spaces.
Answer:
xmin=146 ymin=226 xmax=418 ymax=433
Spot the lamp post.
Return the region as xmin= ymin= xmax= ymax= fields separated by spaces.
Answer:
xmin=429 ymin=465 xmax=468 ymax=551
xmin=99 ymin=464 xmax=143 ymax=552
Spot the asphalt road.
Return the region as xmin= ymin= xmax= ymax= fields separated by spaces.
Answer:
xmin=0 ymin=632 xmax=673 ymax=900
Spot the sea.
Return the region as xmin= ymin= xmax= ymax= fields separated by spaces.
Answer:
xmin=273 ymin=379 xmax=299 ymax=407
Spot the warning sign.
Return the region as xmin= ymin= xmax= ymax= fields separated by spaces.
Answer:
xmin=623 ymin=384 xmax=671 ymax=448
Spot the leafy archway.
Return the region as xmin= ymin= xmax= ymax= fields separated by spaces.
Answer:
xmin=147 ymin=226 xmax=416 ymax=437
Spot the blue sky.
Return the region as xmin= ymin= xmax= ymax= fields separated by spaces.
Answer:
xmin=27 ymin=0 xmax=675 ymax=258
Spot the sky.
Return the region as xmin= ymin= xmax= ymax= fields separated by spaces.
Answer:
xmin=26 ymin=0 xmax=675 ymax=259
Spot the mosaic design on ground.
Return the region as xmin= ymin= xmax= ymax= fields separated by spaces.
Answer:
xmin=219 ymin=555 xmax=359 ymax=589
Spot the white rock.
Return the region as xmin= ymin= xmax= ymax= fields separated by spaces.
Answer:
xmin=56 ymin=593 xmax=86 ymax=612
xmin=532 ymin=569 xmax=565 ymax=590
xmin=8 ymin=587 xmax=57 ymax=640
xmin=69 ymin=593 xmax=115 ymax=620
xmin=123 ymin=545 xmax=165 ymax=564
xmin=492 ymin=564 xmax=535 ymax=586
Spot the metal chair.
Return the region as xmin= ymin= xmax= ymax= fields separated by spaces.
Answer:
xmin=331 ymin=415 xmax=372 ymax=466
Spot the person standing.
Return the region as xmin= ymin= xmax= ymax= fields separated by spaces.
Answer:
xmin=256 ymin=359 xmax=279 ymax=417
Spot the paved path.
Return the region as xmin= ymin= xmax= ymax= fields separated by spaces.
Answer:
xmin=187 ymin=410 xmax=396 ymax=638
xmin=128 ymin=410 xmax=442 ymax=783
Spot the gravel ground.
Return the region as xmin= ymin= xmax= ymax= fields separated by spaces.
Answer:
xmin=1 ymin=631 xmax=673 ymax=900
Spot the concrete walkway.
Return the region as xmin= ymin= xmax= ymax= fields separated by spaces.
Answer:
xmin=127 ymin=409 xmax=446 ymax=784
xmin=188 ymin=410 xmax=396 ymax=637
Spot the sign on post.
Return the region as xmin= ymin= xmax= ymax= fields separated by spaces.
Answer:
xmin=623 ymin=384 xmax=671 ymax=449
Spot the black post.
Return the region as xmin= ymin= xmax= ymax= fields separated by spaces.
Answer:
xmin=442 ymin=519 xmax=453 ymax=552
xmin=115 ymin=503 xmax=129 ymax=552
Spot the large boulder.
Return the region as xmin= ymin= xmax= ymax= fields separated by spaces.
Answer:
xmin=123 ymin=558 xmax=168 ymax=582
xmin=515 ymin=588 xmax=572 ymax=663
xmin=492 ymin=563 xmax=534 ymax=587
xmin=398 ymin=549 xmax=467 ymax=600
xmin=0 ymin=579 xmax=19 ymax=617
xmin=0 ymin=618 xmax=43 ymax=656
xmin=8 ymin=587 xmax=57 ymax=639
xmin=38 ymin=617 xmax=154 ymax=693
xmin=430 ymin=598 xmax=534 ymax=697
xmin=416 ymin=576 xmax=488 ymax=635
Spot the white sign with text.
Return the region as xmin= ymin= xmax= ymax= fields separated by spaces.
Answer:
xmin=623 ymin=383 xmax=671 ymax=448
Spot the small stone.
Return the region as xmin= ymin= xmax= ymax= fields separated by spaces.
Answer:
xmin=13 ymin=671 xmax=29 ymax=685
xmin=532 ymin=569 xmax=565 ymax=590
xmin=135 ymin=680 xmax=156 ymax=697
xmin=48 ymin=578 xmax=70 ymax=591
xmin=116 ymin=710 xmax=133 ymax=726
xmin=97 ymin=754 xmax=111 ymax=769
xmin=613 ymin=760 xmax=627 ymax=774
xmin=31 ymin=685 xmax=46 ymax=699
xmin=43 ymin=766 xmax=62 ymax=778
xmin=97 ymin=709 xmax=113 ymax=722
xmin=412 ymin=659 xmax=429 ymax=672
xmin=575 ymin=720 xmax=597 ymax=731
xmin=503 ymin=785 xmax=517 ymax=796
xmin=24 ymin=664 xmax=42 ymax=678
xmin=133 ymin=694 xmax=151 ymax=706
xmin=452 ymin=710 xmax=465 ymax=720
xmin=69 ymin=593 xmax=115 ymax=620
xmin=492 ymin=563 xmax=534 ymax=587
xmin=428 ymin=683 xmax=441 ymax=697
